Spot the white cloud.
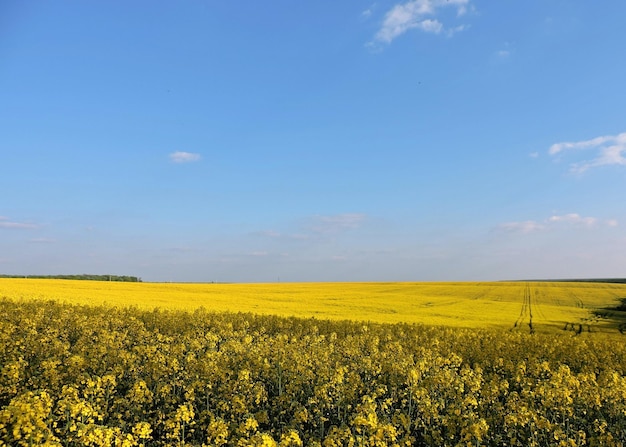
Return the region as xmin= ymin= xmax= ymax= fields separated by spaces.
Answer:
xmin=548 ymin=132 xmax=626 ymax=173
xmin=492 ymin=42 xmax=514 ymax=62
xmin=169 ymin=151 xmax=201 ymax=163
xmin=447 ymin=24 xmax=467 ymax=36
xmin=548 ymin=213 xmax=597 ymax=227
xmin=0 ymin=216 xmax=38 ymax=230
xmin=529 ymin=152 xmax=539 ymax=158
xmin=372 ymin=0 xmax=470 ymax=44
xmin=495 ymin=213 xmax=617 ymax=234
xmin=417 ymin=19 xmax=443 ymax=34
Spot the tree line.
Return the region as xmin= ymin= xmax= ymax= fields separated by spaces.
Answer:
xmin=0 ymin=274 xmax=142 ymax=282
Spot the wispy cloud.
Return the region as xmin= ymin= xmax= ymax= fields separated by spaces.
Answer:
xmin=371 ymin=0 xmax=470 ymax=45
xmin=547 ymin=213 xmax=597 ymax=227
xmin=495 ymin=213 xmax=617 ymax=234
xmin=496 ymin=221 xmax=545 ymax=234
xmin=249 ymin=251 xmax=269 ymax=257
xmin=309 ymin=213 xmax=367 ymax=234
xmin=0 ymin=216 xmax=39 ymax=230
xmin=166 ymin=246 xmax=203 ymax=254
xmin=169 ymin=151 xmax=201 ymax=163
xmin=28 ymin=238 xmax=56 ymax=243
xmin=548 ymin=132 xmax=626 ymax=173
xmin=254 ymin=213 xmax=367 ymax=242
xmin=361 ymin=4 xmax=375 ymax=18
xmin=254 ymin=230 xmax=282 ymax=238
xmin=494 ymin=41 xmax=514 ymax=60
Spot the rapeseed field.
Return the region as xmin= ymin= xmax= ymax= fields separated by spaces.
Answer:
xmin=1 ymin=299 xmax=625 ymax=446
xmin=0 ymin=278 xmax=624 ymax=333
xmin=1 ymin=280 xmax=626 ymax=445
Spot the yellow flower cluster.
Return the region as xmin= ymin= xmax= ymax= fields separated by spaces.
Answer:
xmin=0 ymin=299 xmax=625 ymax=446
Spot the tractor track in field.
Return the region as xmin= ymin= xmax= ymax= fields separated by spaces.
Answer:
xmin=532 ymin=287 xmax=547 ymax=321
xmin=572 ymin=292 xmax=585 ymax=309
xmin=560 ymin=290 xmax=591 ymax=335
xmin=513 ymin=284 xmax=534 ymax=334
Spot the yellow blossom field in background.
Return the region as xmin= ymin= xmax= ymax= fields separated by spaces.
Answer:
xmin=1 ymin=278 xmax=625 ymax=334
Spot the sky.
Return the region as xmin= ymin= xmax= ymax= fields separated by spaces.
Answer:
xmin=1 ymin=0 xmax=626 ymax=283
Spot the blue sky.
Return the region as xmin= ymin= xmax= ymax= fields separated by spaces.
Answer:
xmin=1 ymin=0 xmax=625 ymax=282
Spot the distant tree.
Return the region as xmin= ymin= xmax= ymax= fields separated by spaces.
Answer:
xmin=0 ymin=274 xmax=142 ymax=282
